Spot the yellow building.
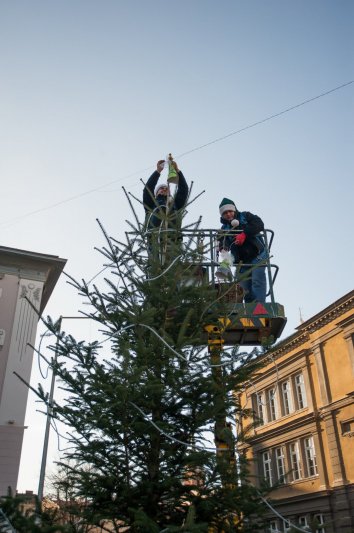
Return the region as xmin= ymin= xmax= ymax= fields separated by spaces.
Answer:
xmin=237 ymin=290 xmax=354 ymax=533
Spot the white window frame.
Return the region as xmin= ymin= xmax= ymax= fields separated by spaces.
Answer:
xmin=267 ymin=387 xmax=278 ymax=421
xmin=275 ymin=446 xmax=286 ymax=484
xmin=256 ymin=391 xmax=265 ymax=425
xmin=262 ymin=450 xmax=273 ymax=485
xmin=289 ymin=441 xmax=302 ymax=481
xmin=283 ymin=520 xmax=292 ymax=533
xmin=313 ymin=513 xmax=325 ymax=533
xmin=294 ymin=373 xmax=307 ymax=409
xmin=304 ymin=436 xmax=318 ymax=476
xmin=298 ymin=516 xmax=310 ymax=530
xmin=281 ymin=380 xmax=293 ymax=415
xmin=268 ymin=520 xmax=279 ymax=532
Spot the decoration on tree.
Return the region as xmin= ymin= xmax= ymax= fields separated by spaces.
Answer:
xmin=167 ymin=153 xmax=179 ymax=184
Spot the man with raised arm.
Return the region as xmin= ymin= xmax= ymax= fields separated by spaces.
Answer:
xmin=143 ymin=159 xmax=189 ymax=230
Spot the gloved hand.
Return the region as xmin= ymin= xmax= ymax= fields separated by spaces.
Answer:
xmin=234 ymin=232 xmax=246 ymax=246
xmin=157 ymin=160 xmax=165 ymax=173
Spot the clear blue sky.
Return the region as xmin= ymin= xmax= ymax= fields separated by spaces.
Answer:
xmin=0 ymin=0 xmax=353 ymax=493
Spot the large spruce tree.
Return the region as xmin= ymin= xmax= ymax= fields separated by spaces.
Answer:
xmin=37 ymin=196 xmax=267 ymax=532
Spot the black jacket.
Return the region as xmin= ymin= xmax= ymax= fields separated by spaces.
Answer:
xmin=143 ymin=170 xmax=189 ymax=229
xmin=219 ymin=210 xmax=265 ymax=263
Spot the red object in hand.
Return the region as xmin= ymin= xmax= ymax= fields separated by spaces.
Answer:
xmin=234 ymin=232 xmax=246 ymax=246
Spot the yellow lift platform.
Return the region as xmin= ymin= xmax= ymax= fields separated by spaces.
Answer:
xmin=181 ymin=228 xmax=287 ymax=347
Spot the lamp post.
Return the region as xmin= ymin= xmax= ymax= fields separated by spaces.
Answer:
xmin=37 ymin=316 xmax=92 ymax=504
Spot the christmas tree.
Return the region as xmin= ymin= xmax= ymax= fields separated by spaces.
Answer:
xmin=36 ymin=194 xmax=267 ymax=532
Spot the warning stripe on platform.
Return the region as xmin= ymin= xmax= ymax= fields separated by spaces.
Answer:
xmin=240 ymin=317 xmax=267 ymax=328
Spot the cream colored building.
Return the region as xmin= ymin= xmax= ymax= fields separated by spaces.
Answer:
xmin=0 ymin=246 xmax=66 ymax=496
xmin=238 ymin=290 xmax=354 ymax=533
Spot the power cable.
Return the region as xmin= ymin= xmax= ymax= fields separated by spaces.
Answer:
xmin=0 ymin=166 xmax=152 ymax=229
xmin=176 ymin=79 xmax=354 ymax=159
xmin=1 ymin=80 xmax=352 ymax=229
xmin=257 ymin=492 xmax=312 ymax=533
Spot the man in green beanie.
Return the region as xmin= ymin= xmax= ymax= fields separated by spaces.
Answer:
xmin=217 ymin=198 xmax=267 ymax=303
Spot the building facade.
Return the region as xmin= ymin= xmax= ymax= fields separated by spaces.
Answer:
xmin=237 ymin=290 xmax=354 ymax=533
xmin=0 ymin=246 xmax=66 ymax=496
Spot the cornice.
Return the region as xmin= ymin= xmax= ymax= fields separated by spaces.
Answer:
xmin=257 ymin=332 xmax=311 ymax=363
xmin=244 ymin=347 xmax=310 ymax=387
xmin=0 ymin=246 xmax=67 ymax=314
xmin=267 ymin=488 xmax=334 ymax=506
xmin=263 ymin=291 xmax=354 ymax=360
xmin=336 ymin=314 xmax=354 ymax=335
xmin=244 ymin=412 xmax=316 ymax=445
xmin=319 ymin=392 xmax=354 ymax=417
xmin=296 ymin=292 xmax=354 ymax=334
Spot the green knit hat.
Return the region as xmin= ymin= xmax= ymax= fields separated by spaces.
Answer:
xmin=219 ymin=197 xmax=237 ymax=216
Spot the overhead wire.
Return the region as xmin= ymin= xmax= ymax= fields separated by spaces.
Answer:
xmin=257 ymin=492 xmax=312 ymax=533
xmin=36 ymin=329 xmax=53 ymax=379
xmin=176 ymin=79 xmax=354 ymax=159
xmin=1 ymin=80 xmax=352 ymax=229
xmin=0 ymin=166 xmax=152 ymax=229
xmin=50 ymin=418 xmax=67 ymax=453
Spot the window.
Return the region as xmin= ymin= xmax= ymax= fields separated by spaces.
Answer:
xmin=283 ymin=521 xmax=291 ymax=533
xmin=304 ymin=436 xmax=318 ymax=476
xmin=341 ymin=418 xmax=354 ymax=436
xmin=262 ymin=450 xmax=273 ymax=485
xmin=256 ymin=392 xmax=265 ymax=425
xmin=294 ymin=373 xmax=307 ymax=409
xmin=281 ymin=380 xmax=293 ymax=415
xmin=267 ymin=387 xmax=278 ymax=421
xmin=313 ymin=513 xmax=325 ymax=533
xmin=289 ymin=441 xmax=302 ymax=480
xmin=298 ymin=516 xmax=310 ymax=531
xmin=268 ymin=520 xmax=279 ymax=532
xmin=259 ymin=437 xmax=319 ymax=489
xmin=253 ymin=375 xmax=307 ymax=428
xmin=275 ymin=446 xmax=286 ymax=484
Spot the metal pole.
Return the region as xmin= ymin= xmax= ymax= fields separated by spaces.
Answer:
xmin=37 ymin=316 xmax=62 ymax=503
xmin=263 ymin=229 xmax=276 ymax=305
xmin=205 ymin=321 xmax=235 ymax=487
xmin=37 ymin=315 xmax=92 ymax=503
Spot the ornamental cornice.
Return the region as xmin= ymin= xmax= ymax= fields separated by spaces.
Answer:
xmin=296 ymin=293 xmax=354 ymax=334
xmin=245 ymin=412 xmax=317 ymax=446
xmin=265 ymin=291 xmax=354 ymax=360
xmin=261 ymin=331 xmax=310 ymax=362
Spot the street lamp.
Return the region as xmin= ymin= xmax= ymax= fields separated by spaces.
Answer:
xmin=37 ymin=316 xmax=92 ymax=503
